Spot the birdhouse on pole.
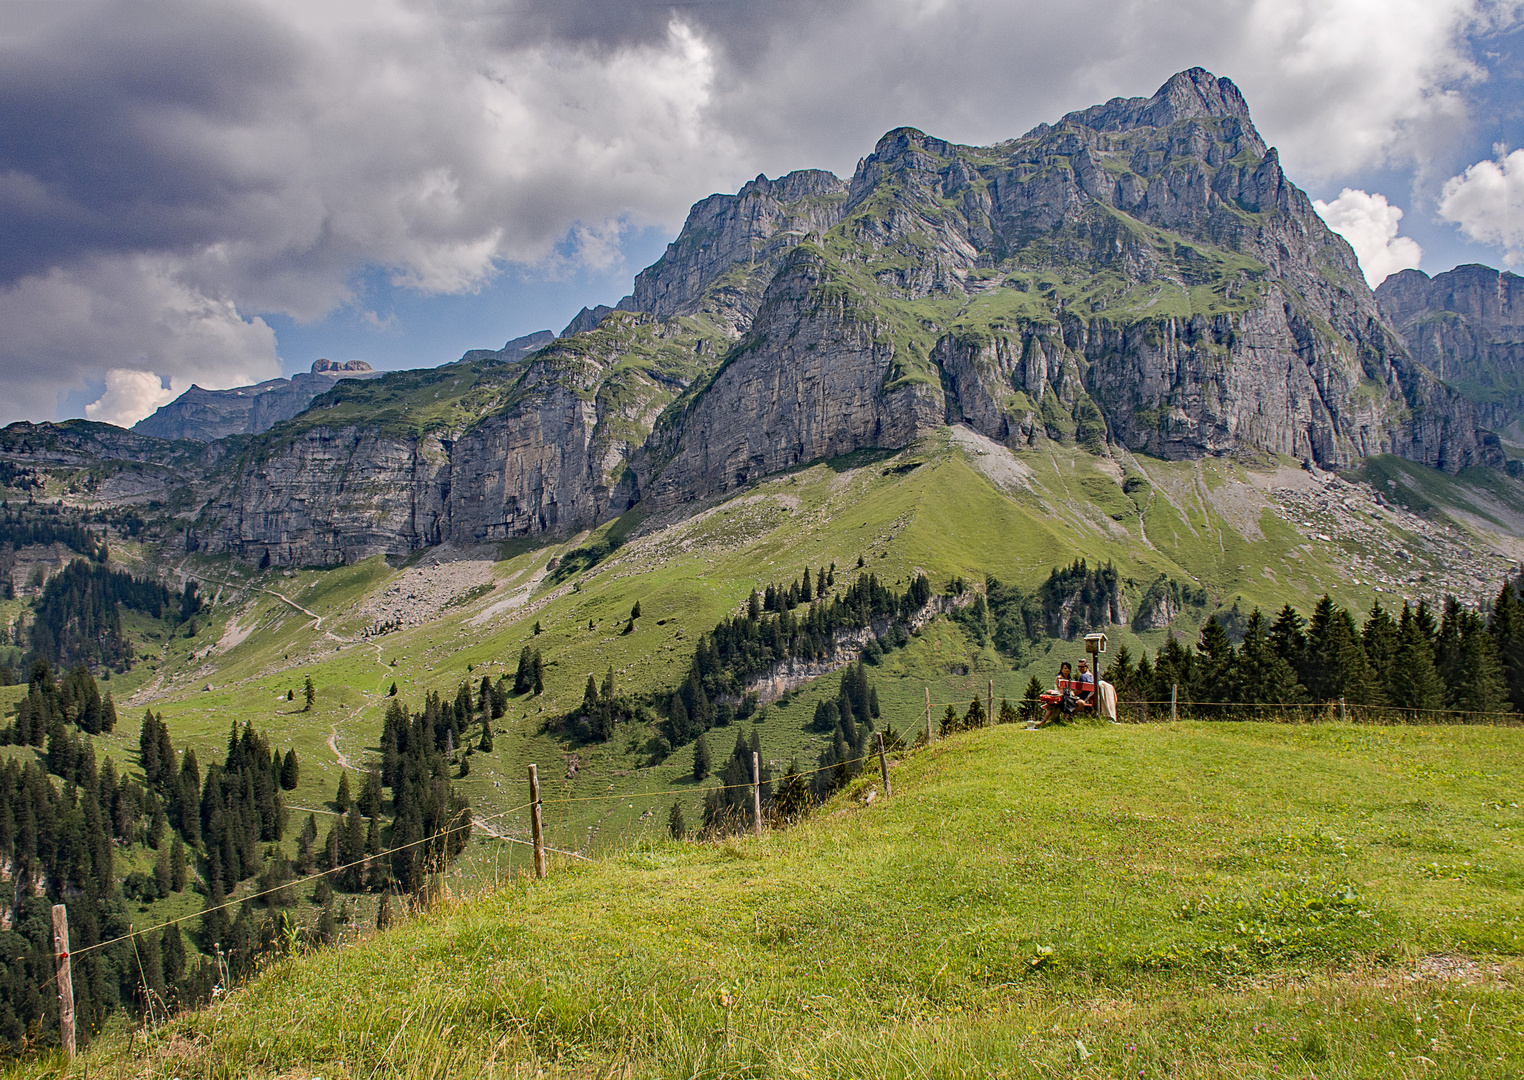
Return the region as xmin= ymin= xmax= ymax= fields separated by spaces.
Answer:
xmin=1084 ymin=632 xmax=1108 ymax=657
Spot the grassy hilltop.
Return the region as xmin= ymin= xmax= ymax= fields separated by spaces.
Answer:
xmin=3 ymin=424 xmax=1524 ymax=1074
xmin=17 ymin=718 xmax=1523 ymax=1078
xmin=14 ymin=429 xmax=1521 ymax=910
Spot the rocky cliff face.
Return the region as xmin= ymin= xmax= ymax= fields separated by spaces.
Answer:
xmin=130 ymin=68 xmax=1507 ymax=566
xmin=199 ymin=311 xmax=722 ymax=564
xmin=624 ymin=248 xmax=943 ymax=510
xmin=631 ymin=69 xmax=1494 ymax=507
xmin=134 ymin=361 xmax=381 ymax=442
xmin=1377 ymin=265 xmax=1524 ymax=431
xmin=616 ymin=170 xmax=850 ymax=335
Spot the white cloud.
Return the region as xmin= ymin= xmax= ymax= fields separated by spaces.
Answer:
xmin=0 ymin=255 xmax=281 ymax=426
xmin=1313 ymin=188 xmax=1424 ymax=286
xmin=3 ymin=0 xmax=1521 ymax=422
xmin=85 ymin=370 xmax=175 ymax=428
xmin=1438 ymin=147 xmax=1524 ymax=265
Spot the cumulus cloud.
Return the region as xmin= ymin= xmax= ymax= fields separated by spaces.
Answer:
xmin=1 ymin=0 xmax=1519 ymax=423
xmin=1313 ymin=188 xmax=1424 ymax=286
xmin=85 ymin=370 xmax=175 ymax=428
xmin=1438 ymin=147 xmax=1524 ymax=265
xmin=0 ymin=255 xmax=280 ymax=425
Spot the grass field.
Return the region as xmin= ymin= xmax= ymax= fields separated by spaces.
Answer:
xmin=17 ymin=719 xmax=1523 ymax=1079
xmin=31 ymin=433 xmax=1519 ymax=937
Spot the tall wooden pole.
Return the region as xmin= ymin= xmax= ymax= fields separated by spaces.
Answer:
xmin=528 ymin=764 xmax=546 ymax=879
xmin=1170 ymin=683 xmax=1178 ymax=723
xmin=925 ymin=687 xmax=932 ymax=741
xmin=52 ymin=905 xmax=74 ymax=1059
xmin=988 ymin=679 xmax=994 ymax=727
xmin=751 ymin=752 xmax=762 ymax=838
xmin=877 ymin=732 xmax=891 ymax=797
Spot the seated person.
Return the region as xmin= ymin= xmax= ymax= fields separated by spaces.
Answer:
xmin=1075 ymin=659 xmax=1096 ymax=705
xmin=1036 ymin=662 xmax=1076 ymax=726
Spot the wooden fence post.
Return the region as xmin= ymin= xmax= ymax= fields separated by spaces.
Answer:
xmin=751 ymin=752 xmax=762 ymax=838
xmin=987 ymin=679 xmax=994 ymax=727
xmin=1340 ymin=696 xmax=1347 ymax=723
xmin=925 ymin=687 xmax=932 ymax=741
xmin=52 ymin=904 xmax=74 ymax=1059
xmin=1170 ymin=683 xmax=1178 ymax=722
xmin=528 ymin=764 xmax=546 ymax=879
xmin=877 ymin=732 xmax=891 ymax=797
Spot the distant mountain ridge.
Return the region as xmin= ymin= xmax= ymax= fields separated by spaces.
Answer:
xmin=1377 ymin=264 xmax=1524 ymax=434
xmin=132 ymin=359 xmax=383 ymax=442
xmin=2 ymin=68 xmax=1512 ymax=567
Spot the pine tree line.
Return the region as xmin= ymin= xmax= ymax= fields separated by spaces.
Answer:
xmin=679 ymin=662 xmax=899 ymax=838
xmin=1 ymin=660 xmax=118 ymax=743
xmin=0 ymin=506 xmax=108 ymax=562
xmin=376 ymin=696 xmax=473 ymax=892
xmin=28 ymin=559 xmax=172 ymax=670
xmin=1104 ymin=581 xmax=1524 ymax=717
xmin=661 ymin=571 xmax=931 ymax=750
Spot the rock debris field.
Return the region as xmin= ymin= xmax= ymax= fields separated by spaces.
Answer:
xmin=1269 ymin=471 xmax=1517 ymax=610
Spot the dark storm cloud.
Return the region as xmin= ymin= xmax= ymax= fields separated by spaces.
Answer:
xmin=0 ymin=0 xmax=303 ymax=282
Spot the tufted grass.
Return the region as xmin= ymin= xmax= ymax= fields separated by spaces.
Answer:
xmin=14 ymin=719 xmax=1522 ymax=1079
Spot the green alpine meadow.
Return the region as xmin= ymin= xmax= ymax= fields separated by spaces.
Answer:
xmin=0 ymin=68 xmax=1522 ymax=1077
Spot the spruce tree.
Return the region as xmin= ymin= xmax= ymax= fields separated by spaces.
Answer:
xmin=321 ymin=823 xmax=339 ymax=872
xmin=1391 ymin=604 xmax=1446 ymax=712
xmin=161 ymin=923 xmax=186 ymax=988
xmin=997 ymin=698 xmax=1019 ymax=724
xmin=376 ymin=890 xmax=394 ymax=931
xmin=303 ymin=675 xmax=315 ymax=711
xmin=1237 ymin=608 xmax=1302 ymax=706
xmin=1450 ymin=612 xmax=1509 ymax=714
xmin=280 ymin=748 xmax=299 ymax=790
xmin=1022 ymin=675 xmax=1043 ymax=720
xmin=360 ymin=770 xmax=383 ymax=818
xmin=170 ymin=839 xmax=187 ymax=891
xmin=963 ymin=696 xmax=987 ymax=728
xmin=1362 ymin=602 xmax=1399 ymax=685
xmin=775 ymin=759 xmax=811 ymax=821
xmin=667 ymin=801 xmax=687 ymax=840
xmin=514 ymin=646 xmax=533 ymax=694
xmin=693 ymin=734 xmax=711 ymax=780
xmin=1270 ymin=603 xmax=1308 ymax=683
xmin=1435 ymin=598 xmax=1464 ymax=691
xmin=941 ymin=703 xmax=958 ymax=735
xmin=334 ymin=770 xmax=352 ymax=813
xmin=199 ymin=876 xmax=230 ymax=950
xmin=532 ymin=651 xmax=544 ymax=695
xmin=1490 ymin=581 xmax=1524 ymax=710
xmin=154 ymin=842 xmax=172 ymax=896
xmin=1195 ymin=617 xmax=1237 ymax=704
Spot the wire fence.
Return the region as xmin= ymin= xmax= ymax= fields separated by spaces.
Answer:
xmin=1108 ymin=696 xmax=1523 ymax=727
xmin=32 ymin=690 xmax=1523 ymax=1044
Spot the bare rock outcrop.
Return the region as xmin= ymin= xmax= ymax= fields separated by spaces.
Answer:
xmin=1377 ymin=264 xmax=1524 ymax=431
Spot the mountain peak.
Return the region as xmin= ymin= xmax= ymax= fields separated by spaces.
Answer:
xmin=1037 ymin=67 xmax=1264 ymax=152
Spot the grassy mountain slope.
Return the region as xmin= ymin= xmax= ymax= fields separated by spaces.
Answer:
xmin=23 ymin=431 xmax=1518 ymax=922
xmin=30 ymin=719 xmax=1524 ymax=1078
